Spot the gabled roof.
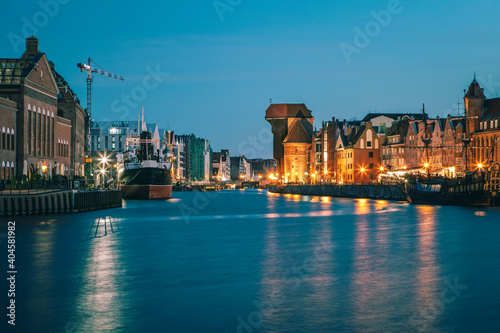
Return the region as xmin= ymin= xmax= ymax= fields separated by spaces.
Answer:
xmin=266 ymin=103 xmax=313 ymax=119
xmin=346 ymin=125 xmax=367 ymax=146
xmin=335 ymin=132 xmax=348 ymax=150
xmin=452 ymin=119 xmax=465 ymax=130
xmin=283 ymin=120 xmax=312 ymax=144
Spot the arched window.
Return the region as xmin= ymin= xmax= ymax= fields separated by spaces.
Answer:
xmin=360 ymin=139 xmax=365 ymax=149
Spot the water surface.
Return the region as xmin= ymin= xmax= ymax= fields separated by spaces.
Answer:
xmin=2 ymin=189 xmax=500 ymax=332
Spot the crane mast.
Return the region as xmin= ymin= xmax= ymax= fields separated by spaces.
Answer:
xmin=77 ymin=58 xmax=124 ymax=177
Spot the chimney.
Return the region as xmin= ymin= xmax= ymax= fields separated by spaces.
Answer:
xmin=21 ymin=36 xmax=39 ymax=59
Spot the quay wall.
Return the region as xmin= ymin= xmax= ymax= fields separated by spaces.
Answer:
xmin=269 ymin=184 xmax=407 ymax=201
xmin=0 ymin=190 xmax=122 ymax=216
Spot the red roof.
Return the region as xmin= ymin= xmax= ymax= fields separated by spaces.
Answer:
xmin=265 ymin=103 xmax=313 ymax=119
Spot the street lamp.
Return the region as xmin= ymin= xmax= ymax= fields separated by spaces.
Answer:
xmin=360 ymin=167 xmax=365 ymax=185
xmin=41 ymin=164 xmax=47 ymax=179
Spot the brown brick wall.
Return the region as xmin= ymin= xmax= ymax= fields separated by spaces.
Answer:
xmin=0 ymin=97 xmax=17 ymax=180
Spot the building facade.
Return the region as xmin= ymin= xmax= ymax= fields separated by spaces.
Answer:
xmin=0 ymin=37 xmax=85 ymax=180
xmin=266 ymin=103 xmax=314 ymax=180
xmin=0 ymin=97 xmax=17 ymax=181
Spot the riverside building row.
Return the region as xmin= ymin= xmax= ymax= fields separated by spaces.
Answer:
xmin=266 ymin=76 xmax=500 ymax=185
xmin=89 ymin=117 xmax=276 ymax=184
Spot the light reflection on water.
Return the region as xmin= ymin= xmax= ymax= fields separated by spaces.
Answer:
xmin=9 ymin=190 xmax=500 ymax=332
xmin=78 ymin=235 xmax=125 ymax=332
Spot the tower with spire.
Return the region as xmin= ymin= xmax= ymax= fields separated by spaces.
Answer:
xmin=464 ymin=73 xmax=486 ymax=138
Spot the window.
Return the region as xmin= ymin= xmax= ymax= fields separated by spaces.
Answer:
xmin=369 ymin=174 xmax=374 ymax=180
xmin=367 ymin=141 xmax=372 ymax=147
xmin=368 ymin=163 xmax=374 ymax=169
xmin=369 ymin=152 xmax=374 ymax=158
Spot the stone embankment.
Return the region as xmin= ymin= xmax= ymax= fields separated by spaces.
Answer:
xmin=268 ymin=184 xmax=407 ymax=201
xmin=0 ymin=190 xmax=123 ymax=216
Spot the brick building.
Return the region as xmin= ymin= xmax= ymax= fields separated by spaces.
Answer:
xmin=52 ymin=62 xmax=87 ymax=177
xmin=0 ymin=37 xmax=86 ymax=180
xmin=464 ymin=77 xmax=500 ymax=169
xmin=335 ymin=122 xmax=382 ymax=184
xmin=0 ymin=97 xmax=17 ymax=180
xmin=266 ymin=104 xmax=314 ymax=183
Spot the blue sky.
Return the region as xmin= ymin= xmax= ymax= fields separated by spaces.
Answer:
xmin=2 ymin=0 xmax=500 ymax=158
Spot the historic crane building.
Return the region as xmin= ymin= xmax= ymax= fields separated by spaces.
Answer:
xmin=265 ymin=103 xmax=314 ymax=183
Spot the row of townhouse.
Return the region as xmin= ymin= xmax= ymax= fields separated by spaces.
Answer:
xmin=266 ymin=76 xmax=500 ymax=185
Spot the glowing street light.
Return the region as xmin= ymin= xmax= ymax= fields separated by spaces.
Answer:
xmin=360 ymin=167 xmax=365 ymax=185
xmin=478 ymin=163 xmax=483 ymax=169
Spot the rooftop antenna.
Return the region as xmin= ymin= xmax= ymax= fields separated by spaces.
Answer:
xmin=454 ymin=100 xmax=464 ymax=117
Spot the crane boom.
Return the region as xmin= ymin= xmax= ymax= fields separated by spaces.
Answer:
xmin=77 ymin=62 xmax=124 ymax=81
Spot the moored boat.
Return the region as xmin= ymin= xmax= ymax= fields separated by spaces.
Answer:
xmin=120 ymin=111 xmax=173 ymax=200
xmin=404 ymin=170 xmax=496 ymax=206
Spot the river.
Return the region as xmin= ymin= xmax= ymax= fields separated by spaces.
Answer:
xmin=2 ymin=189 xmax=500 ymax=332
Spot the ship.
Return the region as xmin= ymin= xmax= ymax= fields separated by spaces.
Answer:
xmin=404 ymin=165 xmax=499 ymax=206
xmin=120 ymin=112 xmax=173 ymax=200
xmin=403 ymin=103 xmax=500 ymax=206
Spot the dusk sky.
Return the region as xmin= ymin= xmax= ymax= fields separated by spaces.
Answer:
xmin=2 ymin=0 xmax=500 ymax=158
